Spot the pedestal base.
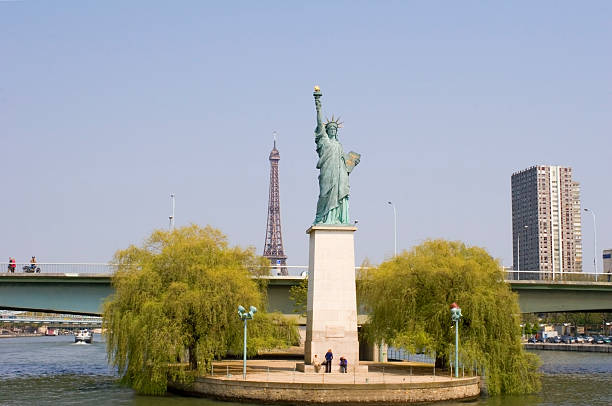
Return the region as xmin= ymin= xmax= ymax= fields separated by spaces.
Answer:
xmin=304 ymin=225 xmax=361 ymax=370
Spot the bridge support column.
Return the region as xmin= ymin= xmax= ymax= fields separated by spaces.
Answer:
xmin=359 ymin=339 xmax=388 ymax=362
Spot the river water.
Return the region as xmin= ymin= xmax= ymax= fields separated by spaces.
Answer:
xmin=0 ymin=336 xmax=610 ymax=405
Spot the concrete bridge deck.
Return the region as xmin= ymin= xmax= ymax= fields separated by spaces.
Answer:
xmin=1 ymin=273 xmax=611 ymax=316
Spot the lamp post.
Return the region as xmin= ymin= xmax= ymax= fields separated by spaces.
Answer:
xmin=520 ymin=323 xmax=525 ymax=340
xmin=584 ymin=208 xmax=597 ymax=277
xmin=450 ymin=302 xmax=462 ymax=378
xmin=169 ymin=194 xmax=175 ymax=230
xmin=237 ymin=305 xmax=257 ymax=380
xmin=387 ymin=201 xmax=397 ymax=257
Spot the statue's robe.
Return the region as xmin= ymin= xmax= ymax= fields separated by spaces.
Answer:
xmin=314 ymin=127 xmax=351 ymax=224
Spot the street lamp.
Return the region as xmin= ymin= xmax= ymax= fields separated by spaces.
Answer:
xmin=450 ymin=302 xmax=462 ymax=378
xmin=584 ymin=208 xmax=597 ymax=276
xmin=237 ymin=305 xmax=257 ymax=380
xmin=169 ymin=194 xmax=175 ymax=230
xmin=387 ymin=201 xmax=397 ymax=257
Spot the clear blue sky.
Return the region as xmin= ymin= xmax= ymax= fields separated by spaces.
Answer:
xmin=2 ymin=1 xmax=610 ymax=272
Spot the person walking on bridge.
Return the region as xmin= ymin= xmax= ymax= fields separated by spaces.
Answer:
xmin=8 ymin=257 xmax=16 ymax=273
xmin=29 ymin=256 xmax=37 ymax=271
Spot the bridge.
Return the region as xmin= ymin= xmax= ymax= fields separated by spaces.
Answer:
xmin=1 ymin=264 xmax=611 ymax=317
xmin=0 ymin=314 xmax=102 ymax=329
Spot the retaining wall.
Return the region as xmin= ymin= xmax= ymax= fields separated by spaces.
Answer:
xmin=524 ymin=343 xmax=612 ymax=353
xmin=173 ymin=376 xmax=480 ymax=404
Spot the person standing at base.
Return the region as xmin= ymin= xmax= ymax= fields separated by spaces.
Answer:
xmin=325 ymin=349 xmax=333 ymax=373
xmin=339 ymin=356 xmax=348 ymax=373
xmin=312 ymin=354 xmax=321 ymax=373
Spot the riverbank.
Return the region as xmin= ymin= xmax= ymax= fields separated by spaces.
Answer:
xmin=0 ymin=333 xmax=43 ymax=339
xmin=524 ymin=343 xmax=612 ymax=352
xmin=170 ymin=360 xmax=480 ymax=404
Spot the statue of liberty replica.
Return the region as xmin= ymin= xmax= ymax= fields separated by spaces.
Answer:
xmin=313 ymin=86 xmax=360 ymax=224
xmin=299 ymin=86 xmax=366 ymax=374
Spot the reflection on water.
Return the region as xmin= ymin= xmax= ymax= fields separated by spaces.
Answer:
xmin=439 ymin=350 xmax=612 ymax=406
xmin=1 ymin=337 xmax=610 ymax=405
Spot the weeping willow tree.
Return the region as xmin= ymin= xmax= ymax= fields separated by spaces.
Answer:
xmin=359 ymin=239 xmax=540 ymax=395
xmin=103 ymin=225 xmax=299 ymax=395
xmin=289 ymin=276 xmax=308 ymax=316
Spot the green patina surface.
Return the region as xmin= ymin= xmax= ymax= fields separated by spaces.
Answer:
xmin=313 ymin=87 xmax=360 ymax=225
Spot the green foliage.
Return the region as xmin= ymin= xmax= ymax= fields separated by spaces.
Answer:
xmin=242 ymin=312 xmax=301 ymax=354
xmin=359 ymin=239 xmax=541 ymax=396
xmin=541 ymin=312 xmax=611 ymax=327
xmin=103 ymin=225 xmax=298 ymax=395
xmin=289 ymin=277 xmax=308 ymax=316
xmin=524 ymin=322 xmax=538 ymax=336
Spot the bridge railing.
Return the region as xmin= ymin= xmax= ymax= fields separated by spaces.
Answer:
xmin=503 ymin=268 xmax=611 ymax=282
xmin=2 ymin=262 xmax=610 ymax=282
xmin=0 ymin=316 xmax=102 ymax=324
xmin=2 ymin=262 xmax=117 ymax=274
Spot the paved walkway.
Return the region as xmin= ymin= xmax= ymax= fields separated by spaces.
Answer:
xmin=209 ymin=359 xmax=475 ymax=384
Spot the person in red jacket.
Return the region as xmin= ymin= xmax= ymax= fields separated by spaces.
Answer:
xmin=8 ymin=257 xmax=16 ymax=273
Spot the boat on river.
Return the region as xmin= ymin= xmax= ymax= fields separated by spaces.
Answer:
xmin=45 ymin=328 xmax=58 ymax=336
xmin=74 ymin=329 xmax=93 ymax=344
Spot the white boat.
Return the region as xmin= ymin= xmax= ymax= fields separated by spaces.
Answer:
xmin=74 ymin=329 xmax=93 ymax=344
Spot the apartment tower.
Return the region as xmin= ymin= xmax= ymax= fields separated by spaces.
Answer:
xmin=511 ymin=166 xmax=582 ymax=279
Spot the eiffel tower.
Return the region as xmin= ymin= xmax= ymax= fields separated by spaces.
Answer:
xmin=263 ymin=138 xmax=287 ymax=275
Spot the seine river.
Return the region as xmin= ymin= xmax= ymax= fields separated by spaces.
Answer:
xmin=1 ymin=336 xmax=611 ymax=406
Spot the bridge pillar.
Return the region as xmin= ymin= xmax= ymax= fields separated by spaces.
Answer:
xmin=359 ymin=339 xmax=388 ymax=362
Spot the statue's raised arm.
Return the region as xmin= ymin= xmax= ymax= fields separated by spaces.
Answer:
xmin=314 ymin=86 xmax=323 ymax=134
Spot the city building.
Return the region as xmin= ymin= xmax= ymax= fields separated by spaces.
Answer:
xmin=603 ymin=249 xmax=612 ymax=280
xmin=511 ymin=165 xmax=582 ymax=279
xmin=263 ymin=139 xmax=287 ymax=275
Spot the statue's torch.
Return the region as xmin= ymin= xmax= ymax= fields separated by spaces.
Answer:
xmin=313 ymin=85 xmax=322 ymax=99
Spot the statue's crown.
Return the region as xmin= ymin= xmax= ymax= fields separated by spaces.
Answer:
xmin=324 ymin=115 xmax=343 ymax=129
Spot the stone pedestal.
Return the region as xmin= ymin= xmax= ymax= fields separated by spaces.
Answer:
xmin=302 ymin=225 xmax=364 ymax=372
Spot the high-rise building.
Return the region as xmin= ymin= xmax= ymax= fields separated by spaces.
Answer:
xmin=263 ymin=139 xmax=287 ymax=275
xmin=511 ymin=165 xmax=582 ymax=279
xmin=603 ymin=249 xmax=612 ymax=281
